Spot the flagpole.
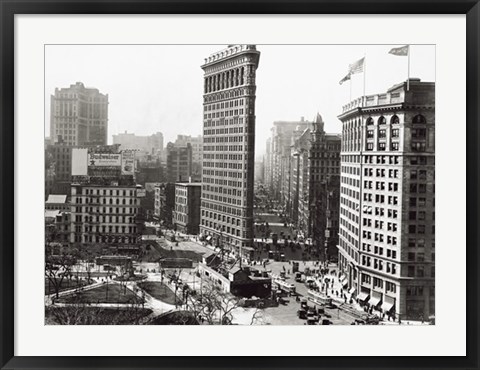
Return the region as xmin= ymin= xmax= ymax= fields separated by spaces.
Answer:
xmin=363 ymin=54 xmax=366 ymax=107
xmin=407 ymin=45 xmax=411 ymax=91
xmin=349 ymin=77 xmax=352 ymax=101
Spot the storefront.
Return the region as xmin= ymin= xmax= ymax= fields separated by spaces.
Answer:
xmin=357 ymin=291 xmax=370 ymax=306
xmin=368 ymin=293 xmax=382 ymax=310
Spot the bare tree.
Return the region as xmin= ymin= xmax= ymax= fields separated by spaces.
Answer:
xmin=46 ymin=299 xmax=149 ymax=325
xmin=249 ymin=307 xmax=268 ymax=325
xmin=45 ymin=245 xmax=78 ymax=299
xmin=185 ymin=283 xmax=241 ymax=325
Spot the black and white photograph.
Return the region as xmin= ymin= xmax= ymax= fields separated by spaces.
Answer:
xmin=44 ymin=44 xmax=435 ymax=326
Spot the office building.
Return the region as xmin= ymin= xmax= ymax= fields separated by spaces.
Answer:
xmin=200 ymin=44 xmax=260 ymax=255
xmin=165 ymin=142 xmax=192 ymax=183
xmin=301 ymin=114 xmax=341 ymax=260
xmin=173 ymin=182 xmax=202 ymax=235
xmin=69 ymin=146 xmax=143 ymax=247
xmin=175 ymin=135 xmax=203 ymax=182
xmin=337 ymin=79 xmax=435 ymax=321
xmin=154 ymin=183 xmax=176 ymax=227
xmin=50 ymin=82 xmax=108 ymax=146
xmin=266 ymin=118 xmax=310 ymax=203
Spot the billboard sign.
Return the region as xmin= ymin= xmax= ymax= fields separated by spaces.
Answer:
xmin=88 ymin=153 xmax=121 ymax=167
xmin=71 ymin=148 xmax=88 ymax=176
xmin=121 ymin=150 xmax=135 ymax=175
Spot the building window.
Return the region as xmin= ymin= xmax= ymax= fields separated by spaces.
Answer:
xmin=412 ymin=114 xmax=427 ymax=124
xmin=366 ymin=117 xmax=374 ymax=126
xmin=391 ymin=115 xmax=400 ymax=124
xmin=412 ymin=128 xmax=427 ymax=138
xmin=378 ymin=116 xmax=386 ymax=125
xmin=417 ymin=266 xmax=425 ymax=277
xmin=407 ymin=266 xmax=415 ymax=277
xmin=411 ymin=142 xmax=426 ymax=152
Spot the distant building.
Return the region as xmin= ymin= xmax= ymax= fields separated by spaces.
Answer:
xmin=45 ymin=141 xmax=74 ymax=196
xmin=45 ymin=152 xmax=56 ymax=200
xmin=173 ymin=182 xmax=201 ymax=235
xmin=200 ymin=44 xmax=260 ymax=255
xmin=136 ymin=161 xmax=165 ymax=186
xmin=70 ymin=181 xmax=143 ymax=246
xmin=154 ymin=183 xmax=175 ymax=227
xmin=50 ymin=82 xmax=108 ymax=146
xmin=299 ymin=114 xmax=341 ymax=261
xmin=254 ymin=160 xmax=264 ymax=183
xmin=166 ymin=142 xmax=192 ymax=183
xmin=175 ymin=135 xmax=202 ymax=182
xmin=69 ymin=145 xmax=144 ymax=248
xmin=264 ymin=138 xmax=272 ymax=188
xmin=112 ymin=131 xmax=164 ymax=159
xmin=265 ymin=117 xmax=310 ymax=203
xmin=45 ymin=211 xmax=71 ymax=245
xmin=337 ymin=79 xmax=435 ymax=321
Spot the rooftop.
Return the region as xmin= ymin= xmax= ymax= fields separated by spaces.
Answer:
xmin=340 ymin=79 xmax=435 ymax=116
xmin=46 ymin=194 xmax=67 ymax=204
xmin=175 ymin=182 xmax=202 ymax=187
xmin=44 ymin=210 xmax=61 ymax=219
xmin=202 ymin=45 xmax=258 ymax=66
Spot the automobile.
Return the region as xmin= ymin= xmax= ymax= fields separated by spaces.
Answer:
xmin=321 ymin=319 xmax=333 ymax=325
xmin=297 ymin=309 xmax=307 ymax=319
xmin=305 ymin=278 xmax=315 ymax=286
xmin=306 ymin=312 xmax=318 ymax=325
xmin=300 ymin=298 xmax=308 ymax=310
xmin=295 ymin=272 xmax=303 ymax=282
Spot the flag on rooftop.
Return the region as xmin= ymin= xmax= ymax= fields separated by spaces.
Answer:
xmin=348 ymin=57 xmax=365 ymax=74
xmin=339 ymin=73 xmax=351 ymax=85
xmin=389 ymin=45 xmax=409 ymax=56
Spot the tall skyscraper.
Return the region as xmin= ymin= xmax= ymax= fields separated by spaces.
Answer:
xmin=337 ymin=79 xmax=435 ymax=321
xmin=50 ymin=82 xmax=108 ymax=146
xmin=266 ymin=118 xmax=310 ymax=203
xmin=200 ymin=45 xmax=260 ymax=255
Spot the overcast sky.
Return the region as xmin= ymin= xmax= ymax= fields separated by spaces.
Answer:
xmin=45 ymin=44 xmax=435 ymax=157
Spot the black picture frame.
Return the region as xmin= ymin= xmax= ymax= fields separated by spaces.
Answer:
xmin=1 ymin=1 xmax=478 ymax=369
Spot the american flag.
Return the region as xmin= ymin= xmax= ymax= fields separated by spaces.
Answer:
xmin=339 ymin=73 xmax=351 ymax=85
xmin=389 ymin=45 xmax=409 ymax=56
xmin=349 ymin=57 xmax=365 ymax=74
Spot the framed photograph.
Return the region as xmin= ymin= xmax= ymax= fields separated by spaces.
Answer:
xmin=1 ymin=1 xmax=478 ymax=369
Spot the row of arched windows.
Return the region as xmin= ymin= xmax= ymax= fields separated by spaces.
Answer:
xmin=204 ymin=67 xmax=245 ymax=93
xmin=365 ymin=114 xmax=426 ymax=126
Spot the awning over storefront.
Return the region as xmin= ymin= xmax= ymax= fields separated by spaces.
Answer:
xmin=357 ymin=292 xmax=369 ymax=302
xmin=341 ymin=279 xmax=348 ymax=287
xmin=368 ymin=296 xmax=382 ymax=307
xmin=381 ymin=301 xmax=395 ymax=312
xmin=349 ymin=287 xmax=356 ymax=295
xmin=206 ymin=236 xmax=212 ymax=241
